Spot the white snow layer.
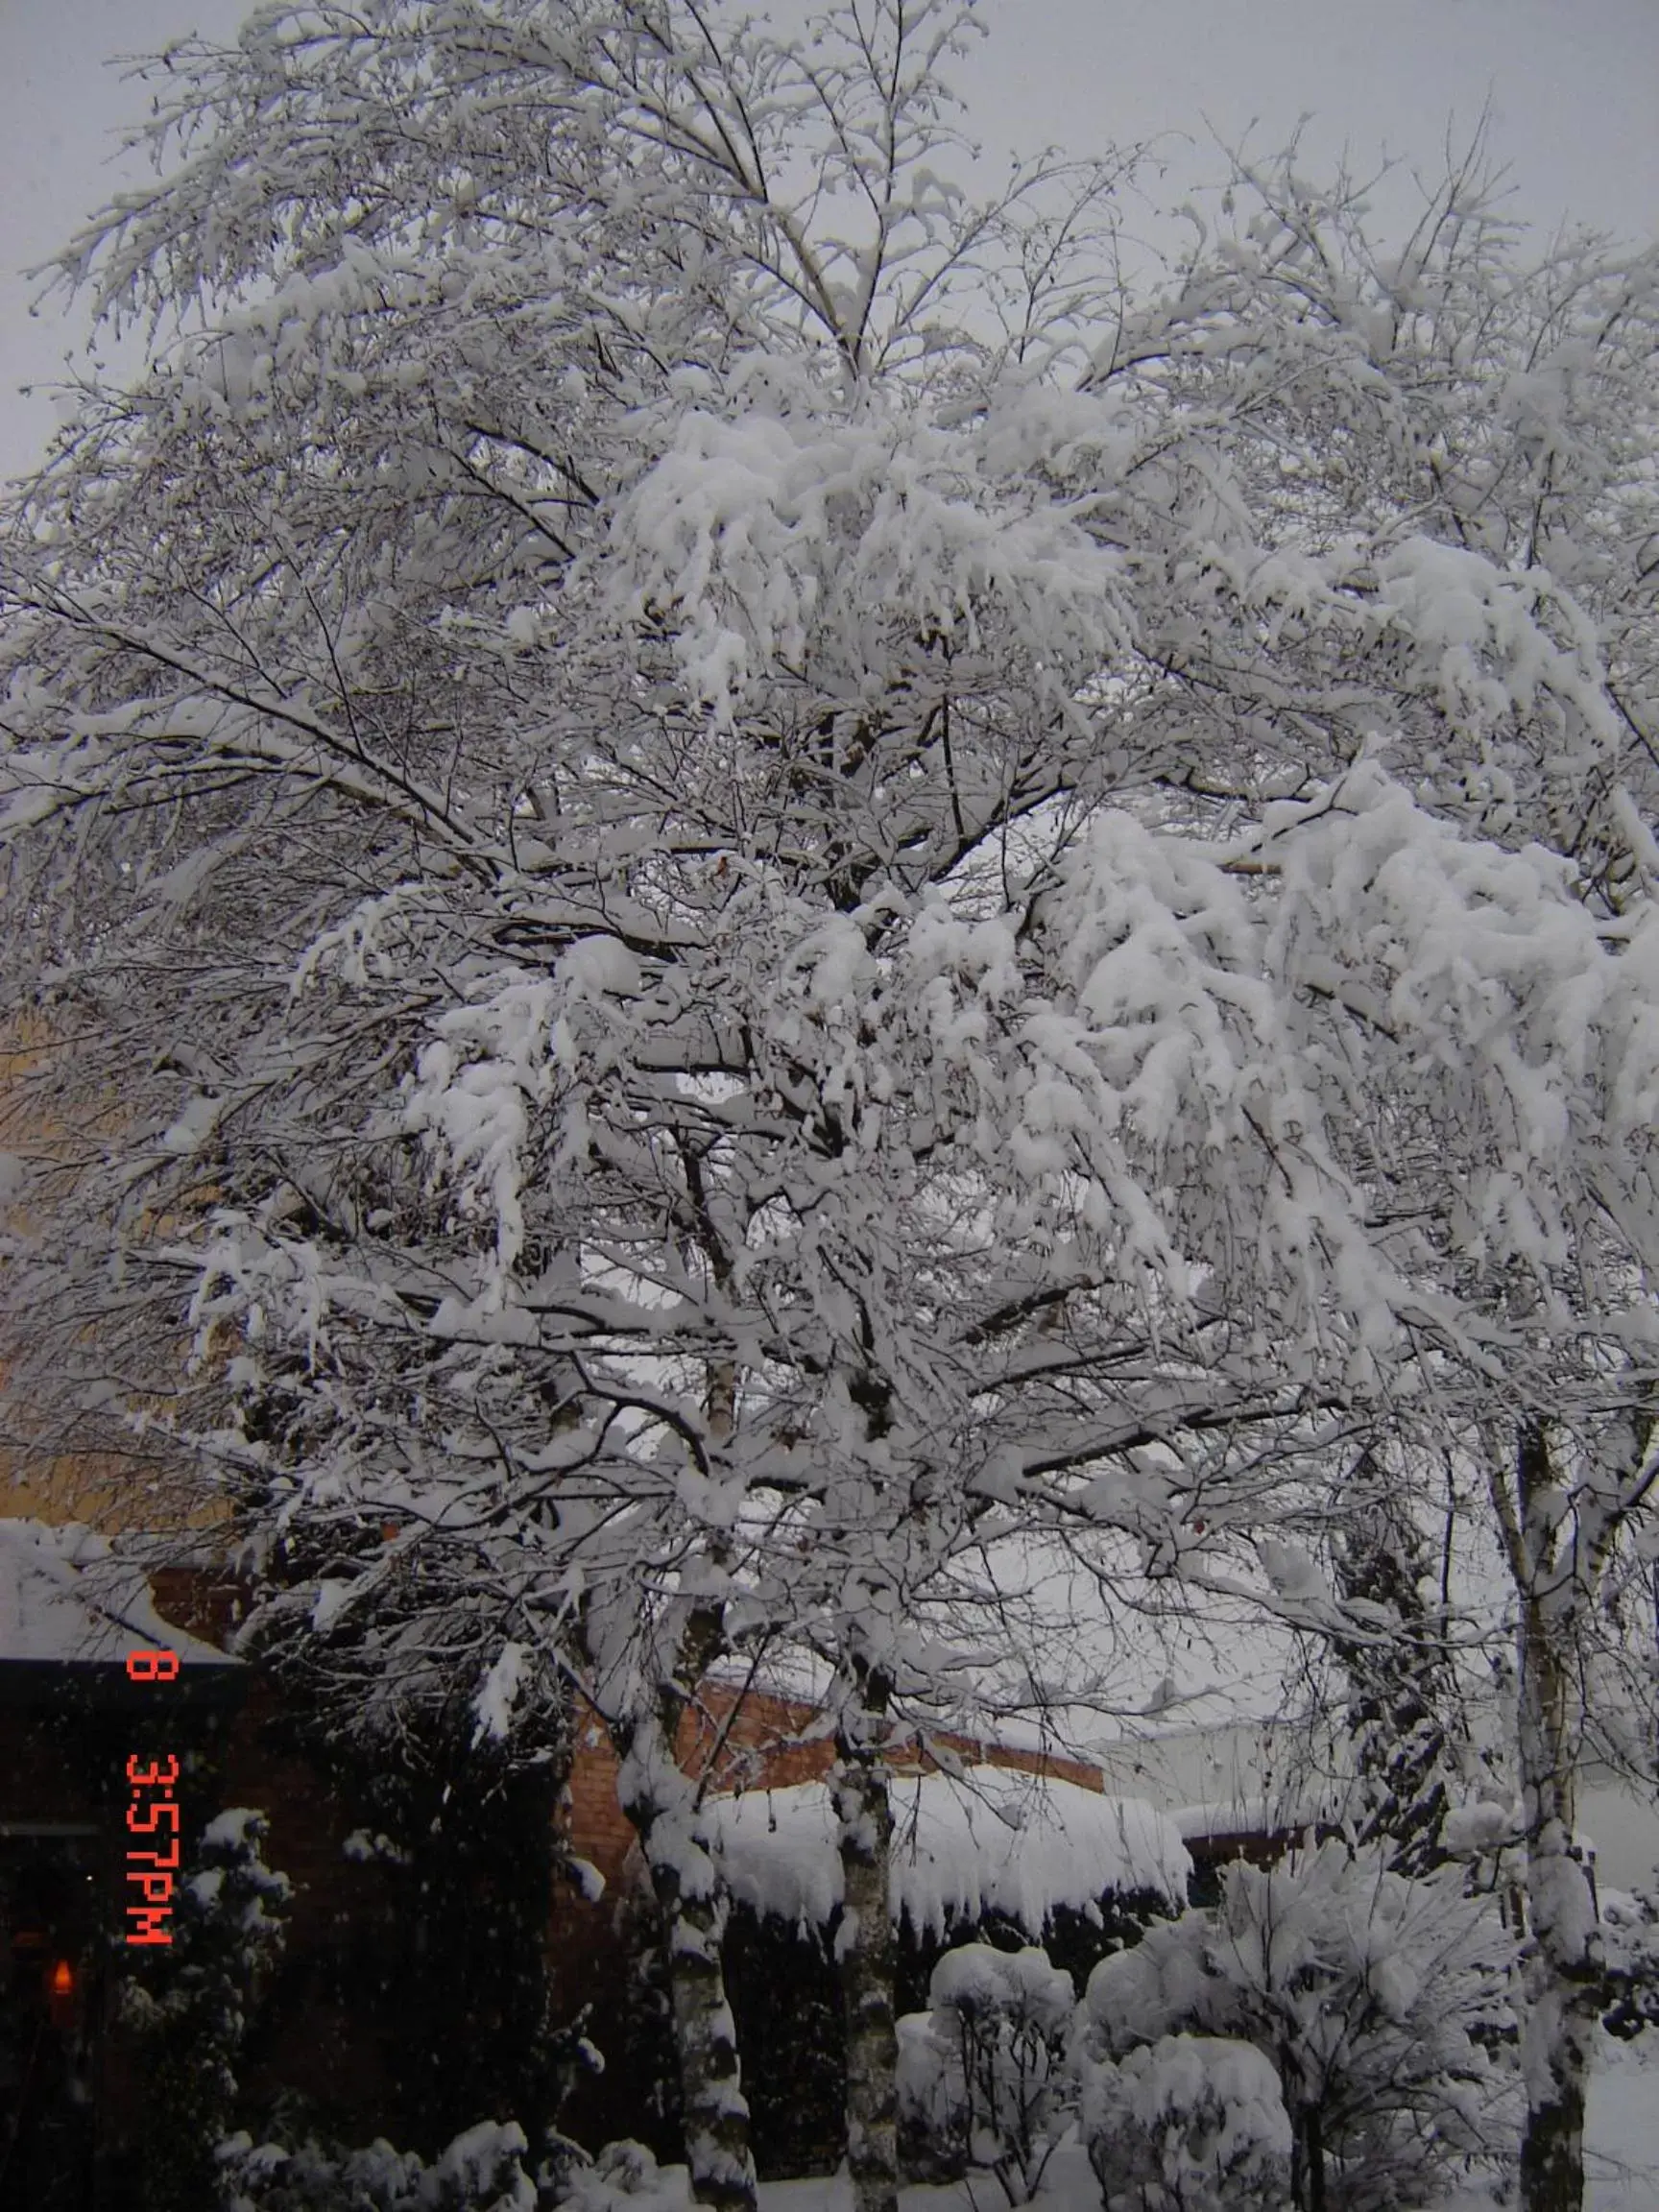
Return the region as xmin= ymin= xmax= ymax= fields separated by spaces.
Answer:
xmin=1168 ymin=1792 xmax=1333 ymax=1841
xmin=706 ymin=1769 xmax=1191 ymax=1938
xmin=0 ymin=1517 xmax=233 ymax=1668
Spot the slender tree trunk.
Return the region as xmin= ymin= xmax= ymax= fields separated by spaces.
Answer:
xmin=832 ymin=1666 xmax=899 ymax=2212
xmin=1303 ymin=2106 xmax=1326 ymax=2212
xmin=1283 ymin=2064 xmax=1326 ymax=2212
xmin=1515 ymin=1599 xmax=1600 ymax=2212
xmin=1512 ymin=1422 xmax=1603 ymax=2212
xmin=614 ymin=1693 xmax=757 ymax=2212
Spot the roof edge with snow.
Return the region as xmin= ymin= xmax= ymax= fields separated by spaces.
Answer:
xmin=705 ymin=1768 xmax=1192 ymax=1939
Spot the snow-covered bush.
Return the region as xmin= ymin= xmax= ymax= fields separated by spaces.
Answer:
xmin=547 ymin=2138 xmax=686 ymax=2212
xmin=219 ymin=2118 xmax=541 ymax=2212
xmin=1078 ymin=1842 xmax=1517 ymax=2211
xmin=123 ymin=1809 xmax=291 ymax=2212
xmin=1077 ymin=2033 xmax=1291 ymax=2212
xmin=220 ymin=2127 xmax=693 ymax=2212
xmin=897 ymin=1944 xmax=1074 ymax=2201
xmin=1600 ymin=1887 xmax=1659 ymax=2038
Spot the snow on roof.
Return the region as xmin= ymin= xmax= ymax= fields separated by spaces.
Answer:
xmin=707 ymin=1767 xmax=1191 ymax=1940
xmin=0 ymin=1519 xmax=233 ymax=1668
xmin=1168 ymin=1793 xmax=1334 ymax=1842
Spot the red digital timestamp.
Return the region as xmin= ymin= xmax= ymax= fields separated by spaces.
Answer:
xmin=125 ymin=1647 xmax=180 ymax=1947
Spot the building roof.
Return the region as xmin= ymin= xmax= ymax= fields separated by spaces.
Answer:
xmin=0 ymin=1517 xmax=237 ymax=1672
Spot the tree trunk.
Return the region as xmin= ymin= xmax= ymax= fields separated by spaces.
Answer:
xmin=1513 ymin=1421 xmax=1603 ymax=2212
xmin=832 ymin=1669 xmax=899 ymax=2212
xmin=1283 ymin=2070 xmax=1326 ymax=2212
xmin=615 ymin=1704 xmax=757 ymax=2212
xmin=1303 ymin=2105 xmax=1326 ymax=2212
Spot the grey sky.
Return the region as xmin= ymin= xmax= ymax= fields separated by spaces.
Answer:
xmin=3 ymin=0 xmax=1656 ymax=484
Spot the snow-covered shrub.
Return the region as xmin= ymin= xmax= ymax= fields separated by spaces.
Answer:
xmin=1078 ymin=1842 xmax=1517 ymax=2211
xmin=1600 ymin=1887 xmax=1659 ymax=2037
xmin=220 ymin=2134 xmax=419 ymax=2212
xmin=221 ymin=2124 xmax=689 ymax=2212
xmin=897 ymin=1944 xmax=1074 ymax=2201
xmin=1077 ymin=2033 xmax=1292 ymax=2212
xmin=123 ymin=1809 xmax=291 ymax=2212
xmin=546 ymin=2138 xmax=686 ymax=2212
xmin=219 ymin=2117 xmax=541 ymax=2212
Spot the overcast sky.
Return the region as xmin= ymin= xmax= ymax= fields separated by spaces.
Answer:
xmin=2 ymin=0 xmax=1657 ymax=484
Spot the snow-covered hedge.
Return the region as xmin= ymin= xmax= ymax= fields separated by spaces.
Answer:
xmin=220 ymin=2120 xmax=540 ymax=2212
xmin=124 ymin=1809 xmax=291 ymax=2212
xmin=707 ymin=1770 xmax=1191 ymax=1938
xmin=219 ymin=2128 xmax=692 ymax=2212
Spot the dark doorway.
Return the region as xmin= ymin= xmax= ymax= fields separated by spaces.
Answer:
xmin=0 ymin=1830 xmax=102 ymax=2212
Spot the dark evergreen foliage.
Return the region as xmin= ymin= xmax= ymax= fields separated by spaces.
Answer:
xmin=121 ymin=1810 xmax=290 ymax=2212
xmin=269 ymin=1698 xmax=571 ymax=2154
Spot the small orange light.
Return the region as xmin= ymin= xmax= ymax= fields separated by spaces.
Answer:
xmin=46 ymin=1958 xmax=79 ymax=2031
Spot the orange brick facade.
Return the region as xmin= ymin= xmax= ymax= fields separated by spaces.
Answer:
xmin=565 ymin=1678 xmax=1110 ymax=1893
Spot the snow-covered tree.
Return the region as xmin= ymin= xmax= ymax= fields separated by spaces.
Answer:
xmin=1116 ymin=151 xmax=1659 ymax=2212
xmin=5 ymin=12 xmax=1659 ymax=2212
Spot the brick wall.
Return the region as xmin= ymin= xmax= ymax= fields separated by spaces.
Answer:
xmin=563 ymin=1683 xmax=1107 ymax=1888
